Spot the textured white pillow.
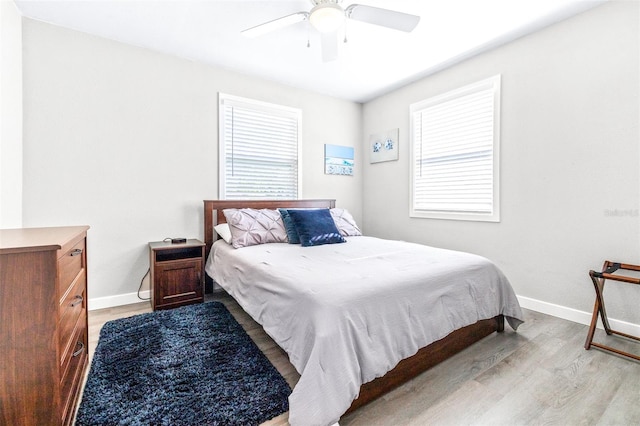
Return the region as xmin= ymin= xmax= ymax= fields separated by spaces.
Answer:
xmin=214 ymin=223 xmax=232 ymax=244
xmin=330 ymin=208 xmax=362 ymax=237
xmin=223 ymin=208 xmax=288 ymax=249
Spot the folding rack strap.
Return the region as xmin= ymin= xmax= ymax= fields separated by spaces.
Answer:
xmin=584 ymin=260 xmax=640 ymax=361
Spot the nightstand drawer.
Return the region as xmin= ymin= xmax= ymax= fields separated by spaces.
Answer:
xmin=58 ymin=238 xmax=85 ymax=298
xmin=153 ymin=258 xmax=203 ymax=307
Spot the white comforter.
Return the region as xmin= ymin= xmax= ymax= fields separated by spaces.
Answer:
xmin=206 ymin=236 xmax=523 ymax=426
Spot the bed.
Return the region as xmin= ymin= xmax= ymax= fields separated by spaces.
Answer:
xmin=203 ymin=199 xmax=524 ymax=426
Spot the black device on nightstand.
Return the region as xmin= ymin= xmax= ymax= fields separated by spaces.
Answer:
xmin=149 ymin=239 xmax=205 ymax=311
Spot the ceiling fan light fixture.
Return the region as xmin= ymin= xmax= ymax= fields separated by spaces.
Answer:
xmin=309 ymin=3 xmax=344 ymax=33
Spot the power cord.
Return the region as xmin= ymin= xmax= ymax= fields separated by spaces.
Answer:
xmin=138 ymin=268 xmax=151 ymax=300
xmin=139 ymin=237 xmax=176 ymax=301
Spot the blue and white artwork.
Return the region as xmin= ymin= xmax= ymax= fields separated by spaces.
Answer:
xmin=324 ymin=144 xmax=354 ymax=176
xmin=370 ymin=128 xmax=399 ymax=163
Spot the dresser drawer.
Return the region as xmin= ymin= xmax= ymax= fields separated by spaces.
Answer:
xmin=60 ymin=319 xmax=87 ymax=426
xmin=59 ymin=272 xmax=86 ymax=364
xmin=58 ymin=238 xmax=85 ymax=299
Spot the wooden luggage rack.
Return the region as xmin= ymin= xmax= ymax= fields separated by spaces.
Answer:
xmin=585 ymin=260 xmax=640 ymax=361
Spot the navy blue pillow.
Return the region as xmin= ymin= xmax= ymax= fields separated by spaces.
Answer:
xmin=286 ymin=208 xmax=346 ymax=247
xmin=278 ymin=208 xmax=300 ymax=244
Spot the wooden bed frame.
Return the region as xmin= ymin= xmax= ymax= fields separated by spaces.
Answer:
xmin=203 ymin=199 xmax=504 ymax=416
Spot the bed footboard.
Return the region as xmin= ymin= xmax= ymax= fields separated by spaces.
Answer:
xmin=346 ymin=315 xmax=504 ymax=414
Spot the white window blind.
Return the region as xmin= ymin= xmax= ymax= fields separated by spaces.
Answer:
xmin=410 ymin=75 xmax=501 ymax=222
xmin=219 ymin=94 xmax=301 ymax=200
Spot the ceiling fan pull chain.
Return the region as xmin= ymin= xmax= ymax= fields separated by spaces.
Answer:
xmin=343 ymin=17 xmax=348 ymax=43
xmin=307 ymin=21 xmax=311 ymax=48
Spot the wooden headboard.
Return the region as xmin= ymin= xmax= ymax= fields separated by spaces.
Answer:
xmin=203 ymin=199 xmax=336 ymax=259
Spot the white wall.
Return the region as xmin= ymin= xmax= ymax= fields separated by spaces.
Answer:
xmin=21 ymin=19 xmax=362 ymax=307
xmin=363 ymin=1 xmax=640 ymax=326
xmin=0 ymin=0 xmax=23 ymax=228
xmin=17 ymin=1 xmax=640 ymax=329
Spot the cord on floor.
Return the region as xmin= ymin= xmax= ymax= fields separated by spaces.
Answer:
xmin=138 ymin=268 xmax=151 ymax=300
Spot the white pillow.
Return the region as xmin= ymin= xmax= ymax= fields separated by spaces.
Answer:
xmin=214 ymin=223 xmax=232 ymax=244
xmin=330 ymin=208 xmax=362 ymax=237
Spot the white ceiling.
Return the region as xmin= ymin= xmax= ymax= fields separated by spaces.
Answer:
xmin=13 ymin=0 xmax=605 ymax=103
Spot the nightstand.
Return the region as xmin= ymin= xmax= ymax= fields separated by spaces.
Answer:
xmin=149 ymin=239 xmax=205 ymax=311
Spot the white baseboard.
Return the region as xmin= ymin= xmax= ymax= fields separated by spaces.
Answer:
xmin=88 ymin=290 xmax=150 ymax=311
xmin=89 ymin=291 xmax=640 ymax=338
xmin=517 ymin=295 xmax=640 ymax=337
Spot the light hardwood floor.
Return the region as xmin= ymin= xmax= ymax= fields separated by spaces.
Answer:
xmin=85 ymin=293 xmax=640 ymax=425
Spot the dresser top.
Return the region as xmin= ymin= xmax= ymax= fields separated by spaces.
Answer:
xmin=0 ymin=226 xmax=89 ymax=254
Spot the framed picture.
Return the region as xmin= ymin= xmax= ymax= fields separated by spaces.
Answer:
xmin=324 ymin=144 xmax=354 ymax=176
xmin=370 ymin=128 xmax=399 ymax=163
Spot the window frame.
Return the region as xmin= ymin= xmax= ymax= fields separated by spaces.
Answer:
xmin=218 ymin=93 xmax=302 ymax=200
xmin=409 ymin=75 xmax=501 ymax=222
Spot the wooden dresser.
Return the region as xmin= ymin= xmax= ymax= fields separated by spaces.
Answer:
xmin=0 ymin=226 xmax=89 ymax=426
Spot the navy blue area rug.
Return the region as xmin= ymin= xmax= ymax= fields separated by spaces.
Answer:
xmin=76 ymin=302 xmax=290 ymax=426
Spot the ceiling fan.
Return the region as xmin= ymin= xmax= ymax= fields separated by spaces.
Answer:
xmin=242 ymin=0 xmax=420 ymax=62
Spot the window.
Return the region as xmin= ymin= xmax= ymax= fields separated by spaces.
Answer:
xmin=219 ymin=93 xmax=301 ymax=199
xmin=410 ymin=75 xmax=501 ymax=222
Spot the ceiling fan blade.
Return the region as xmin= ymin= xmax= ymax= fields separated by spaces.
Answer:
xmin=345 ymin=4 xmax=420 ymax=32
xmin=242 ymin=12 xmax=308 ymax=38
xmin=320 ymin=31 xmax=339 ymax=62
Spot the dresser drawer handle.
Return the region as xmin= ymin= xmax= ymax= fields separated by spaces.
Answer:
xmin=70 ymin=248 xmax=83 ymax=257
xmin=72 ymin=341 xmax=85 ymax=357
xmin=70 ymin=295 xmax=83 ymax=307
